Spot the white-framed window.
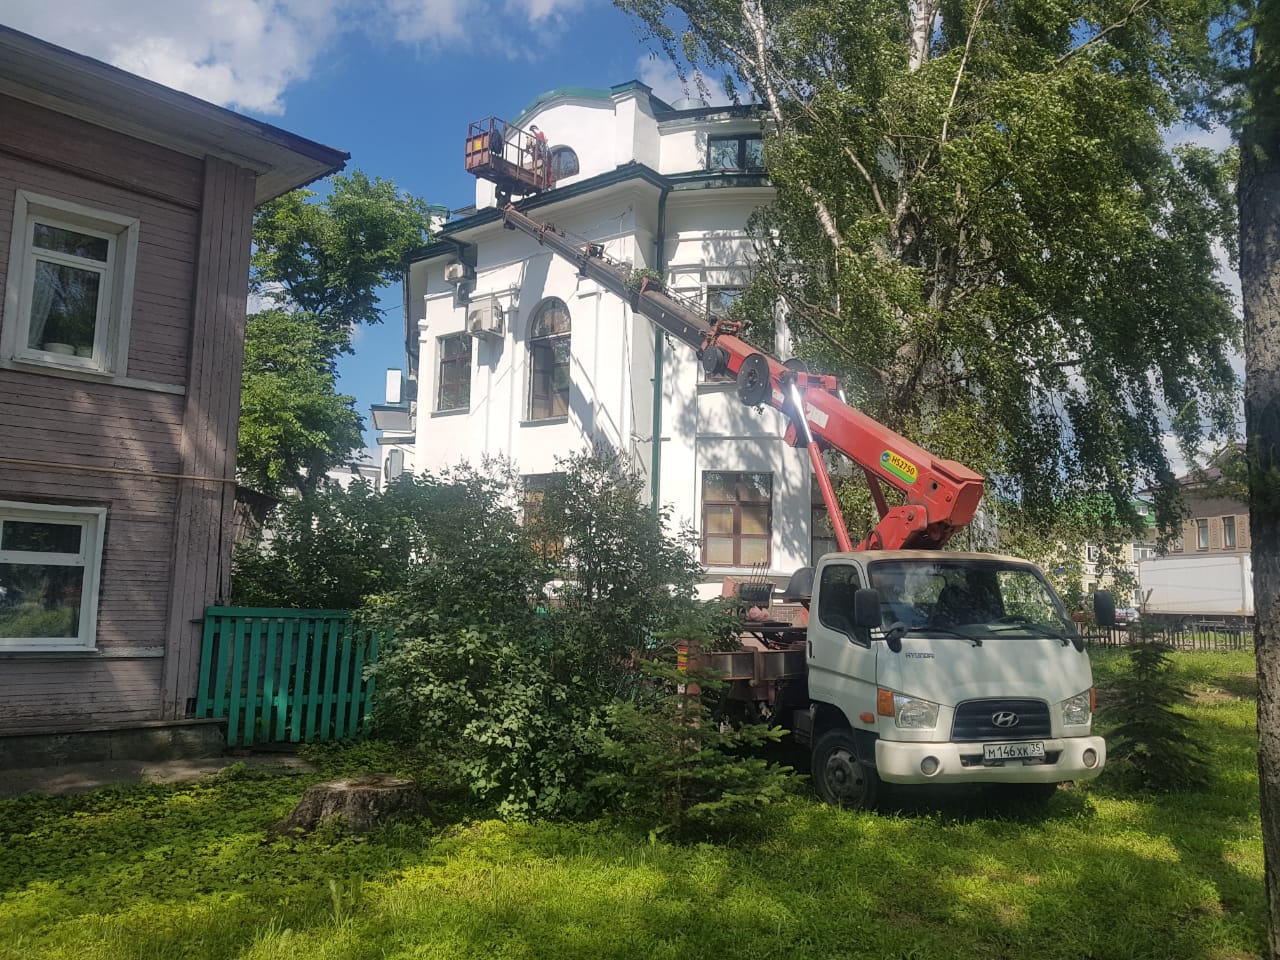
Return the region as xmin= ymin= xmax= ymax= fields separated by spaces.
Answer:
xmin=1197 ymin=518 xmax=1210 ymax=550
xmin=1223 ymin=515 xmax=1237 ymax=549
xmin=2 ymin=191 xmax=139 ymax=377
xmin=0 ymin=501 xmax=107 ymax=651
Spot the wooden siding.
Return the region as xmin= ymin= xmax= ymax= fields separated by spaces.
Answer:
xmin=0 ymin=387 xmax=181 ymax=651
xmin=0 ymin=97 xmax=258 ymax=733
xmin=0 ymin=657 xmax=163 ymax=734
xmin=0 ymin=94 xmax=205 ymax=209
xmin=0 ymin=96 xmax=201 ymax=389
xmin=160 ymin=155 xmax=256 ymax=721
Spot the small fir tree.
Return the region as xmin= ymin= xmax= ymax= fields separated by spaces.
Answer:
xmin=590 ymin=655 xmax=794 ymax=839
xmin=1103 ymin=626 xmax=1210 ymax=792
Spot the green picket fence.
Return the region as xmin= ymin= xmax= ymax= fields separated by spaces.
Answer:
xmin=195 ymin=607 xmax=384 ymax=747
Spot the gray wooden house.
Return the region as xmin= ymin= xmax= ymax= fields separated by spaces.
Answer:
xmin=0 ymin=26 xmax=347 ymax=757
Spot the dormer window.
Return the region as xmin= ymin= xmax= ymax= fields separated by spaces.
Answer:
xmin=550 ymin=146 xmax=579 ymax=180
xmin=708 ymin=134 xmax=764 ymax=171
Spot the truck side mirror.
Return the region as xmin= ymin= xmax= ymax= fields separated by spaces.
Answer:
xmin=853 ymin=589 xmax=882 ymax=629
xmin=1093 ymin=590 xmax=1116 ymax=628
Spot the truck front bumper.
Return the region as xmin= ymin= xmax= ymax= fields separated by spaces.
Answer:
xmin=874 ymin=735 xmax=1106 ymax=785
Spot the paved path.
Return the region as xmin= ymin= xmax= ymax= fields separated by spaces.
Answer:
xmin=0 ymin=755 xmax=315 ymax=798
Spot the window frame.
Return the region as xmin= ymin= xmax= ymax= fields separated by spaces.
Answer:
xmin=701 ymin=471 xmax=772 ymax=568
xmin=816 ymin=561 xmax=869 ymax=644
xmin=1 ymin=191 xmax=139 ymax=379
xmin=1223 ymin=515 xmax=1237 ymax=549
xmin=707 ymin=134 xmax=765 ymax=172
xmin=548 ymin=146 xmax=579 ymax=180
xmin=527 ymin=297 xmax=572 ymax=421
xmin=0 ymin=500 xmax=106 ymax=652
xmin=1196 ymin=518 xmax=1210 ymax=551
xmin=436 ymin=332 xmax=473 ymax=412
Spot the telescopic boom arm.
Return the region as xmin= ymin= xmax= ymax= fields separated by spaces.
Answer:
xmin=499 ymin=204 xmax=984 ymax=550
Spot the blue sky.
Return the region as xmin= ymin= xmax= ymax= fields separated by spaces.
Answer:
xmin=3 ymin=1 xmax=690 ymax=452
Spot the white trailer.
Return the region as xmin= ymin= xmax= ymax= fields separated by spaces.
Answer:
xmin=1137 ymin=553 xmax=1254 ymax=627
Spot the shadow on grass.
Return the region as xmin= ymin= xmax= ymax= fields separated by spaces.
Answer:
xmin=0 ymin=770 xmax=1264 ymax=960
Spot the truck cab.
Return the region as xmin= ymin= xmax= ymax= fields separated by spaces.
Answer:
xmin=804 ymin=550 xmax=1106 ymax=805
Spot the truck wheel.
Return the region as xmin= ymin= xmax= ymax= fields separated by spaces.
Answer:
xmin=812 ymin=730 xmax=880 ymax=808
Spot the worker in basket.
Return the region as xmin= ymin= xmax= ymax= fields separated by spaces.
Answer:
xmin=528 ymin=124 xmax=549 ymax=177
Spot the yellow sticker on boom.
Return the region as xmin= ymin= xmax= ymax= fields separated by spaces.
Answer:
xmin=881 ymin=450 xmax=919 ymax=484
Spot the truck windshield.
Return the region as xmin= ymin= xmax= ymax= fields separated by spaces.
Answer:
xmin=867 ymin=559 xmax=1072 ymax=638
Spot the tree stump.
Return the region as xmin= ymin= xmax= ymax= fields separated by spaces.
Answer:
xmin=273 ymin=775 xmax=425 ymax=836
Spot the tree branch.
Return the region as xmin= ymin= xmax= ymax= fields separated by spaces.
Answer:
xmin=940 ymin=0 xmax=987 ymax=146
xmin=740 ymin=0 xmax=850 ymax=245
xmin=1056 ymin=0 xmax=1152 ymax=66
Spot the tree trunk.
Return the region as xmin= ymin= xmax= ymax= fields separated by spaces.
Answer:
xmin=273 ymin=775 xmax=426 ymax=836
xmin=1240 ymin=29 xmax=1280 ymax=959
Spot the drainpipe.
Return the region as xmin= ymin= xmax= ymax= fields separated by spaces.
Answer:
xmin=650 ymin=183 xmax=671 ymax=516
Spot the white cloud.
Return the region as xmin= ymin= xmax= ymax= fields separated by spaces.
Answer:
xmin=1166 ymin=122 xmax=1234 ymax=154
xmin=2 ymin=0 xmax=343 ymax=114
xmin=378 ymin=0 xmax=588 ymax=50
xmin=635 ymin=56 xmax=733 ymax=107
xmin=2 ymin=0 xmax=592 ymax=115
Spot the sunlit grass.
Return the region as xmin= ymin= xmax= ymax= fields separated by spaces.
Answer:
xmin=0 ymin=651 xmax=1265 ymax=959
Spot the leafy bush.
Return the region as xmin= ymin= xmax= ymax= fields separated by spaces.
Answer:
xmin=590 ymin=656 xmax=794 ymax=839
xmin=232 ymin=474 xmax=451 ymax=609
xmin=366 ymin=450 xmax=772 ymax=822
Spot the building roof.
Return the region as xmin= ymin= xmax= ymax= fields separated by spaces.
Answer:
xmin=407 ymin=162 xmax=770 ymax=263
xmin=0 ymin=26 xmax=348 ymax=204
xmin=512 ymin=81 xmax=675 ymax=126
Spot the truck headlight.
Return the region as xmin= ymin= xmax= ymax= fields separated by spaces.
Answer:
xmin=1061 ymin=690 xmax=1092 ymax=726
xmin=893 ymin=693 xmax=940 ymax=729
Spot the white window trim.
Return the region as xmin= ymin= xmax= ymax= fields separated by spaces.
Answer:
xmin=0 ymin=500 xmax=107 ymax=652
xmin=1 ymin=190 xmax=139 ymax=380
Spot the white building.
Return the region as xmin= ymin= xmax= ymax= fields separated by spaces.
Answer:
xmin=375 ymin=82 xmax=833 ymax=585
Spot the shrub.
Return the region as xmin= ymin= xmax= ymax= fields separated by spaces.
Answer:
xmin=366 ymin=450 xmax=773 ymax=823
xmin=590 ymin=655 xmax=795 ymax=839
xmin=1101 ymin=631 xmax=1210 ymax=792
xmin=232 ymin=474 xmax=450 ymax=609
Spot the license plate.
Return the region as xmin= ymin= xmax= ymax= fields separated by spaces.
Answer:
xmin=983 ymin=741 xmax=1045 ymax=761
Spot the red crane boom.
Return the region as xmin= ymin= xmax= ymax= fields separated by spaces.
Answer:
xmin=496 ymin=203 xmax=984 ymax=551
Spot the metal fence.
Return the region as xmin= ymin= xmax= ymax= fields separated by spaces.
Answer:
xmin=194 ymin=607 xmax=383 ymax=747
xmin=1084 ymin=623 xmax=1254 ymax=651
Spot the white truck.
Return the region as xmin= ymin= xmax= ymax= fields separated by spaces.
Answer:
xmin=705 ymin=550 xmax=1108 ymax=807
xmin=1138 ymin=553 xmax=1254 ymax=629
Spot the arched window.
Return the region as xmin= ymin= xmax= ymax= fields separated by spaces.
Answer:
xmin=549 ymin=146 xmax=579 ymax=180
xmin=528 ymin=298 xmax=571 ymax=420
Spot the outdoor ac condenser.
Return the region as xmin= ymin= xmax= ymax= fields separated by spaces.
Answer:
xmin=467 ymin=296 xmax=504 ymax=339
xmin=444 ymin=261 xmax=475 ymax=283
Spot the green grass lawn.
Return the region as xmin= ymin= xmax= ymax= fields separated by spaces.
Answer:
xmin=0 ymin=650 xmax=1265 ymax=960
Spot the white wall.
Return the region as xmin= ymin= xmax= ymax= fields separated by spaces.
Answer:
xmin=405 ymin=98 xmax=821 ymax=581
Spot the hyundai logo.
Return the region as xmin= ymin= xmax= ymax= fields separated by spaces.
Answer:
xmin=991 ymin=711 xmax=1020 ymax=728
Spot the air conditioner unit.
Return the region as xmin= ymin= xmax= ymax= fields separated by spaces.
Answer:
xmin=444 ymin=261 xmax=475 ymax=283
xmin=385 ymin=448 xmax=405 ymax=482
xmin=467 ymin=296 xmax=504 ymax=339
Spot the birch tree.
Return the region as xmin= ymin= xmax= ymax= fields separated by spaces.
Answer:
xmin=617 ymin=0 xmax=1239 ymax=534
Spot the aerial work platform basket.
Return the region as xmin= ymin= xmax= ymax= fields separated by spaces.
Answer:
xmin=464 ymin=117 xmax=554 ymax=204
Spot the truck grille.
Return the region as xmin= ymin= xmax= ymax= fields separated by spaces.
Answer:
xmin=951 ymin=699 xmax=1050 ymax=742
